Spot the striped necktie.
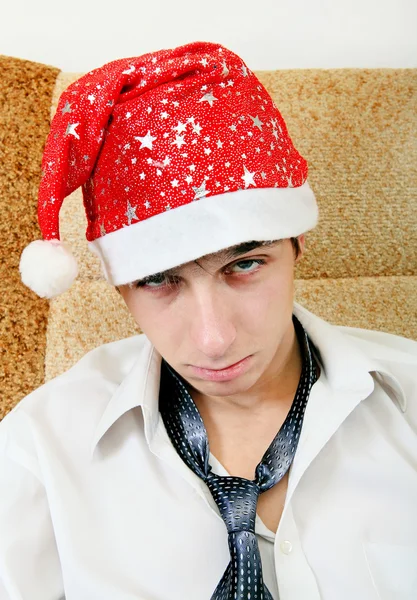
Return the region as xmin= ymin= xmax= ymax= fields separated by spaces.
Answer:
xmin=159 ymin=313 xmax=320 ymax=599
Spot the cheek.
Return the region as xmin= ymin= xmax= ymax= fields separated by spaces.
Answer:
xmin=245 ymin=269 xmax=294 ymax=311
xmin=121 ymin=293 xmax=179 ymax=352
xmin=120 ymin=290 xmax=140 ymax=318
xmin=240 ymin=276 xmax=295 ymax=355
xmin=119 ymin=290 xmax=155 ymax=331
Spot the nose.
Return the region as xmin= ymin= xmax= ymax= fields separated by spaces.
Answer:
xmin=188 ymin=286 xmax=236 ymax=360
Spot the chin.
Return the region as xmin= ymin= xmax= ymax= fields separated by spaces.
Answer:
xmin=188 ymin=368 xmax=260 ymax=396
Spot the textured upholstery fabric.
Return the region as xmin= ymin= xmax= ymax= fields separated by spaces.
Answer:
xmin=1 ymin=59 xmax=416 ymax=418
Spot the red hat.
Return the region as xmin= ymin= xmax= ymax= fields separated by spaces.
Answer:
xmin=19 ymin=40 xmax=318 ymax=298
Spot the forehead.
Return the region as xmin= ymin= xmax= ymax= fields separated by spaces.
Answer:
xmin=199 ymin=239 xmax=280 ymax=262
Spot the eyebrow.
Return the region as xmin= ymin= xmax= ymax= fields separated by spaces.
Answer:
xmin=220 ymin=239 xmax=281 ymax=261
xmin=137 ymin=239 xmax=281 ymax=283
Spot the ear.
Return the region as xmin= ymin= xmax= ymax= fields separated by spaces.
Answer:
xmin=295 ymin=234 xmax=306 ymax=264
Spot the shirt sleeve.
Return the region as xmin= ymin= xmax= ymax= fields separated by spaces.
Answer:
xmin=0 ymin=413 xmax=64 ymax=600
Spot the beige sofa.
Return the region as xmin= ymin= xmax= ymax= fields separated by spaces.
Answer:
xmin=1 ymin=55 xmax=416 ymax=419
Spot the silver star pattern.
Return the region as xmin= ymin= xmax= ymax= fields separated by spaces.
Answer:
xmin=47 ymin=44 xmax=306 ymax=243
xmin=65 ymin=123 xmax=80 ymax=139
xmin=199 ymin=92 xmax=217 ymax=107
xmin=172 ymin=134 xmax=186 ymax=149
xmin=192 ymin=180 xmax=210 ymax=200
xmin=122 ymin=64 xmax=135 ymax=75
xmin=242 ymin=165 xmax=256 ymax=188
xmin=125 ymin=200 xmax=139 ymax=225
xmin=61 ymin=101 xmax=72 ymax=114
xmin=134 ymin=130 xmax=157 ymax=150
xmin=173 ymin=121 xmax=187 ymax=134
xmin=249 ymin=115 xmax=263 ymax=131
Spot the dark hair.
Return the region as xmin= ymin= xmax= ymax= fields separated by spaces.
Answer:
xmin=290 ymin=236 xmax=301 ymax=259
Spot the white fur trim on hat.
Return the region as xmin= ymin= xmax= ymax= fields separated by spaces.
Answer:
xmin=19 ymin=239 xmax=78 ymax=299
xmin=88 ymin=183 xmax=318 ymax=287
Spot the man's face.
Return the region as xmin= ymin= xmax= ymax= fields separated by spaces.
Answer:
xmin=118 ymin=235 xmax=305 ymax=399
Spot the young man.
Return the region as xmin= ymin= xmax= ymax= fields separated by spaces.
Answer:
xmin=1 ymin=41 xmax=416 ymax=600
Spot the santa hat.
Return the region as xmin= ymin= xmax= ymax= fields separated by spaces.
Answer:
xmin=19 ymin=40 xmax=318 ymax=299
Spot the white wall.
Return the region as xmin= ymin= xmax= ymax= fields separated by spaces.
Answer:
xmin=1 ymin=0 xmax=416 ymax=71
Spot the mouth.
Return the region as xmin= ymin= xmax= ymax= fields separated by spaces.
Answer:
xmin=188 ymin=355 xmax=252 ymax=382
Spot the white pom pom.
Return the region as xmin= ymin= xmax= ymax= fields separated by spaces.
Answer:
xmin=19 ymin=239 xmax=78 ymax=299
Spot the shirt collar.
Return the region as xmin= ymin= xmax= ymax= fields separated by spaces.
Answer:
xmin=90 ymin=301 xmax=407 ymax=457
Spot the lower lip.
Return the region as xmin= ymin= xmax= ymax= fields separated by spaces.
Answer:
xmin=189 ymin=355 xmax=252 ymax=382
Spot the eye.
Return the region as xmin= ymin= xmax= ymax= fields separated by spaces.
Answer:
xmin=227 ymin=258 xmax=266 ymax=274
xmin=135 ymin=258 xmax=266 ymax=290
xmin=135 ymin=274 xmax=176 ymax=290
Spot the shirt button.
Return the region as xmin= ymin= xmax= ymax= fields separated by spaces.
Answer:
xmin=280 ymin=540 xmax=293 ymax=555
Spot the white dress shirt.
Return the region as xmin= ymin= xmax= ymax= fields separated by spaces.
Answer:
xmin=1 ymin=301 xmax=417 ymax=600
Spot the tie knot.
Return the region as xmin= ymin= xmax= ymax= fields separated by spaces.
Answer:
xmin=205 ymin=473 xmax=260 ymax=534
